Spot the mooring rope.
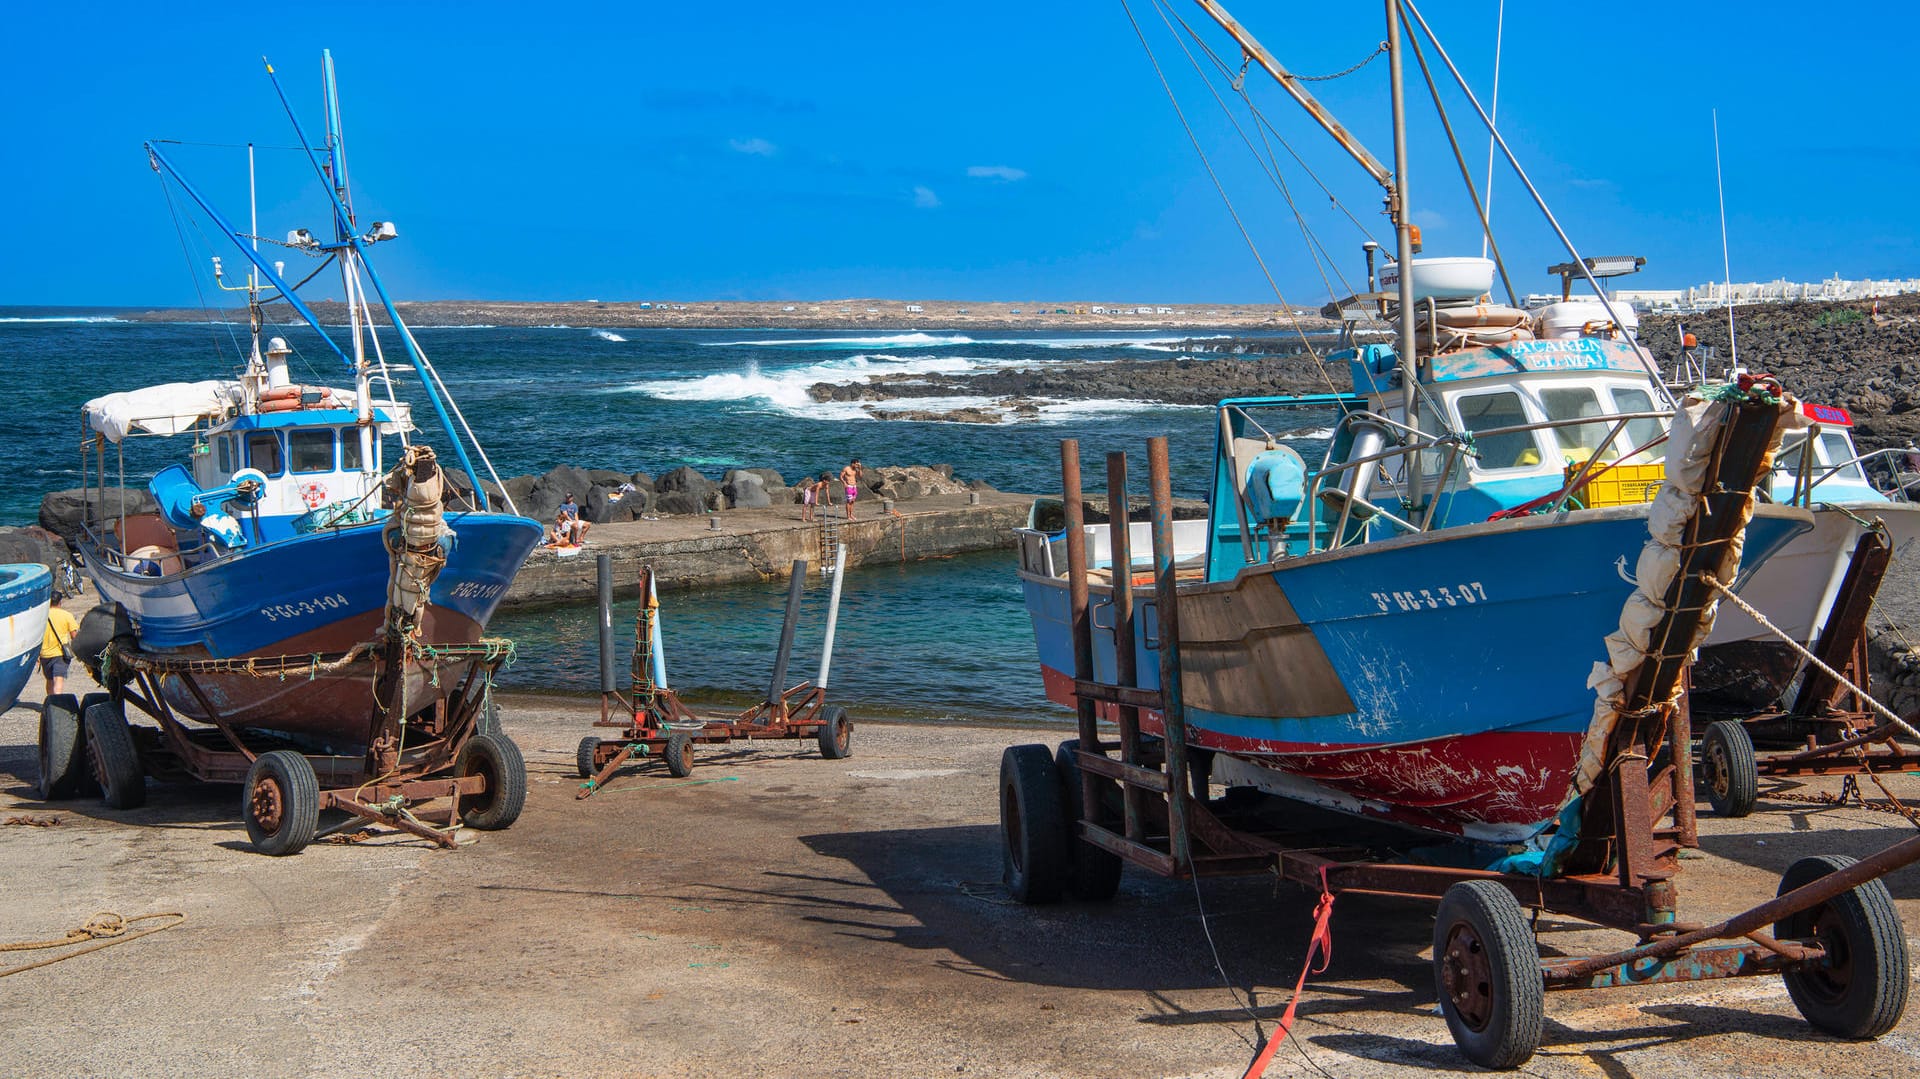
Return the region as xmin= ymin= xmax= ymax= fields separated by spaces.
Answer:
xmin=0 ymin=912 xmax=186 ymax=979
xmin=1701 ymin=573 xmax=1920 ymax=745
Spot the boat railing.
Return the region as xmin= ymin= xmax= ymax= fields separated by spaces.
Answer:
xmin=1787 ymin=443 xmax=1920 ymax=506
xmin=75 ymin=517 xmax=237 ymax=579
xmin=1294 ymin=408 xmax=1671 ymax=553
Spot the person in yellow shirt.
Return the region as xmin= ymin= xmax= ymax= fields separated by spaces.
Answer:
xmin=40 ymin=594 xmax=79 ymax=696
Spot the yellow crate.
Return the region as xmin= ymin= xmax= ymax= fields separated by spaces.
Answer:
xmin=1572 ymin=461 xmax=1665 ymax=507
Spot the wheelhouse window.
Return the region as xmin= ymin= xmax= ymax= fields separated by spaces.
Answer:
xmin=1540 ymin=387 xmax=1618 ymax=466
xmin=1608 ymin=386 xmax=1667 ymax=463
xmin=1817 ymin=431 xmax=1865 ymax=481
xmin=289 ymin=429 xmax=336 ymax=474
xmin=340 ymin=427 xmax=364 ymax=471
xmin=215 ymin=436 xmax=232 ymax=473
xmin=1455 ymin=391 xmax=1541 ymax=471
xmin=246 ymin=432 xmax=284 ymax=477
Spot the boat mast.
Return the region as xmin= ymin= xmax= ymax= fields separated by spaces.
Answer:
xmin=322 ymin=51 xmax=378 ymax=477
xmin=1193 ymin=1 xmax=1422 ymax=493
xmin=1384 ymin=0 xmax=1422 ymax=502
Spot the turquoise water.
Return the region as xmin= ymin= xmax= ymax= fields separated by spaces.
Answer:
xmin=490 ymin=550 xmax=1054 ymax=723
xmin=4 ymin=308 xmax=1260 ymax=721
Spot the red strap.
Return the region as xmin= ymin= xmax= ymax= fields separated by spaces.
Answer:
xmin=1241 ymin=873 xmax=1337 ymax=1079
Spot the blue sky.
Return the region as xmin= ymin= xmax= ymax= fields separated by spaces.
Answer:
xmin=6 ymin=1 xmax=1915 ymax=306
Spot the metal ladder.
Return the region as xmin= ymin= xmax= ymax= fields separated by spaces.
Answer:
xmin=817 ymin=505 xmax=842 ymax=575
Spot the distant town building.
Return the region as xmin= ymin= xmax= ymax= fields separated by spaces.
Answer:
xmin=1611 ymin=274 xmax=1920 ymax=313
xmin=905 ymin=304 xmax=924 ymax=313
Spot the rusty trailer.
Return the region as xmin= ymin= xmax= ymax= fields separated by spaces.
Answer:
xmin=999 ymin=430 xmax=1918 ymax=1069
xmin=575 ymin=554 xmax=853 ymax=797
xmin=37 ymin=627 xmax=525 ymax=855
xmin=1693 ymin=526 xmax=1920 ymax=818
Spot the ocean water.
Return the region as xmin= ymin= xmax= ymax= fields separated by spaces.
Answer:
xmin=2 ymin=305 xmax=1293 ymax=721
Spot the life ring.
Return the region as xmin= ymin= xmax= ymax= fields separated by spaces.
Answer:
xmin=297 ymin=481 xmax=330 ymax=509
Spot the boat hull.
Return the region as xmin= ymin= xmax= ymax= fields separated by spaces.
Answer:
xmin=1022 ymin=504 xmax=1810 ymax=841
xmin=0 ymin=565 xmax=53 ymax=713
xmin=1694 ymin=501 xmax=1920 ymax=708
xmin=80 ymin=513 xmax=541 ymax=745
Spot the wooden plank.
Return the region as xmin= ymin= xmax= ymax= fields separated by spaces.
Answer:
xmin=1076 ymin=751 xmax=1170 ymax=793
xmin=1072 ymin=679 xmax=1164 ymax=710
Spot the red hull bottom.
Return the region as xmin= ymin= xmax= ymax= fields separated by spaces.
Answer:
xmin=156 ymin=608 xmax=485 ymax=751
xmin=1039 ymin=664 xmax=1580 ymax=840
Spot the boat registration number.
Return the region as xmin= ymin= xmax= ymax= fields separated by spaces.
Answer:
xmin=260 ymin=593 xmax=351 ymax=623
xmin=448 ymin=581 xmax=505 ymax=601
xmin=1371 ymin=582 xmax=1487 ymax=613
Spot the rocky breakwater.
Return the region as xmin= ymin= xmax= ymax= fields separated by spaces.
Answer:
xmin=493 ymin=463 xmax=1033 ymax=606
xmin=806 ymin=352 xmax=1335 ymax=423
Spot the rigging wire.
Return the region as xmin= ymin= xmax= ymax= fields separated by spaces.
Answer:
xmin=155 ymin=171 xmax=247 ymax=376
xmin=1154 ymin=2 xmax=1374 ymax=337
xmin=1119 ymin=0 xmax=1329 ymax=372
xmin=1401 ymin=22 xmax=1518 ymax=306
xmin=1481 ymin=0 xmax=1504 ymax=260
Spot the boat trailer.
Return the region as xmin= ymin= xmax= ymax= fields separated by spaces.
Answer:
xmin=1694 ymin=526 xmax=1920 ymax=818
xmin=40 ymin=629 xmax=524 ymax=855
xmin=575 ymin=552 xmax=853 ymax=798
xmin=1002 ymin=420 xmax=1917 ymax=1069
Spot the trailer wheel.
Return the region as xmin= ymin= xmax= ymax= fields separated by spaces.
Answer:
xmin=816 ymin=706 xmax=853 ymax=760
xmin=1700 ymin=720 xmax=1758 ymax=818
xmin=244 ymin=750 xmax=320 ymax=856
xmin=1775 ymin=853 xmax=1910 ymax=1039
xmin=37 ymin=694 xmax=86 ymax=800
xmin=577 ymin=736 xmax=602 ymax=779
xmin=457 ymin=733 xmax=528 ymax=830
xmin=1434 ymin=880 xmax=1544 ymax=1070
xmin=663 ymin=733 xmax=696 ymax=778
xmin=84 ymin=696 xmax=146 ymax=810
xmin=1055 ymin=740 xmax=1122 ymax=901
xmin=1000 ymin=744 xmax=1068 ymax=904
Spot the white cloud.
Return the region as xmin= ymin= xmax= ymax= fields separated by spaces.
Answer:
xmin=966 ymin=165 xmax=1027 ymax=182
xmin=729 ymin=137 xmax=777 ymax=157
xmin=912 ymin=185 xmax=941 ymax=209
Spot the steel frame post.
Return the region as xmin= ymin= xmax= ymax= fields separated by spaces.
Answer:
xmin=1106 ymin=451 xmax=1147 ymax=843
xmin=1061 ymin=442 xmax=1101 ymax=792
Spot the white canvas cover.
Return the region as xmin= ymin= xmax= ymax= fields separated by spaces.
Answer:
xmin=84 ymin=381 xmax=243 ymax=442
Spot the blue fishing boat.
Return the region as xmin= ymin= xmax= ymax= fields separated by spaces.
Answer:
xmin=1012 ymin=2 xmax=1816 ymax=842
xmin=0 ymin=564 xmax=52 ymax=713
xmin=46 ymin=54 xmax=539 ymax=853
xmin=69 ymin=57 xmax=539 ymax=741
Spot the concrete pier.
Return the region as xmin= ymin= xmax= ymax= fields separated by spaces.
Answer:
xmin=503 ymin=491 xmax=1035 ymax=606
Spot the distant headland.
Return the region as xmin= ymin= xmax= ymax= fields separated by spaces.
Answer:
xmin=121 ymin=298 xmax=1341 ymax=332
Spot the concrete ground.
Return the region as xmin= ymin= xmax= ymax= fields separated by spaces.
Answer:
xmin=3 ymin=669 xmax=1920 ymax=1078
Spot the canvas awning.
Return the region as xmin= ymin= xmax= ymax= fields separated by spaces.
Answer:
xmin=83 ymin=381 xmax=244 ymax=443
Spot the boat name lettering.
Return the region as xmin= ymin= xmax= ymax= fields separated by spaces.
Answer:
xmin=449 ymin=581 xmax=505 ymax=600
xmin=1370 ymin=582 xmax=1486 ymax=613
xmin=260 ymin=593 xmax=351 ymax=622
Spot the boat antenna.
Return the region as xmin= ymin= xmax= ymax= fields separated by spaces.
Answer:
xmin=1480 ymin=0 xmax=1503 ymax=260
xmin=1712 ymin=108 xmax=1740 ymax=372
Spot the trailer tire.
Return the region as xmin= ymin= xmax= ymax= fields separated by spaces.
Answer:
xmin=1700 ymin=719 xmax=1758 ymax=818
xmin=816 ymin=706 xmax=852 ymax=760
xmin=577 ymin=736 xmax=602 ymax=779
xmin=1434 ymin=879 xmax=1543 ymax=1070
xmin=37 ymin=694 xmax=86 ymax=800
xmin=663 ymin=733 xmax=695 ymax=778
xmin=85 ymin=696 xmax=145 ymax=810
xmin=1055 ymin=740 xmax=1122 ymax=901
xmin=1000 ymin=744 xmax=1068 ymax=904
xmin=457 ymin=733 xmax=528 ymax=830
xmin=244 ymin=750 xmax=319 ymax=856
xmin=1776 ymin=854 xmax=1911 ymax=1039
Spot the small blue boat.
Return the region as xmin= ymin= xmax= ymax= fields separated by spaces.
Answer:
xmin=0 ymin=564 xmax=52 ymax=713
